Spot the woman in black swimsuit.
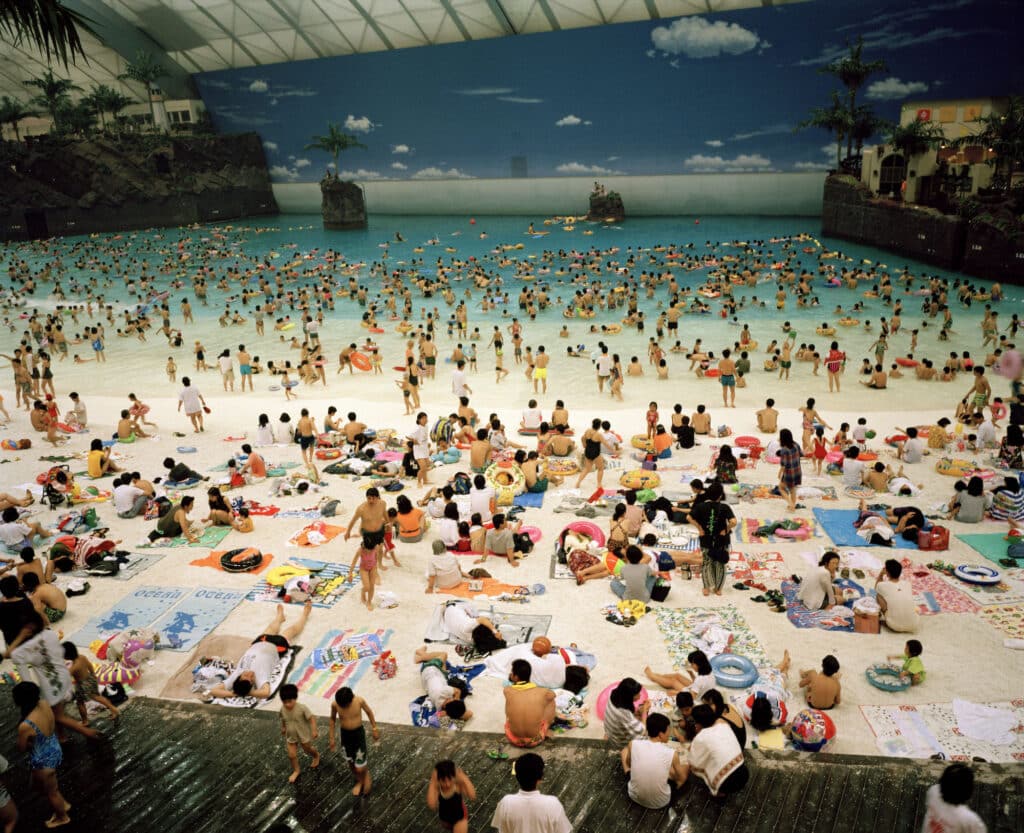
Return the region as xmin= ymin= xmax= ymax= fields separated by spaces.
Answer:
xmin=426 ymin=760 xmax=475 ymax=833
xmin=575 ymin=417 xmax=606 ymax=490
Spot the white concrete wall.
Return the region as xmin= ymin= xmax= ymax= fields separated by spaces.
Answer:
xmin=273 ymin=172 xmax=826 ymax=217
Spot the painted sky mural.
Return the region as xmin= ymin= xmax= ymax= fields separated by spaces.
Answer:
xmin=194 ymin=0 xmax=1023 ymax=183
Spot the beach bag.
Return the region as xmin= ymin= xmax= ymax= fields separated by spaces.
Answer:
xmin=918 ymin=526 xmax=949 ymax=551
xmin=452 ymin=472 xmax=472 ymax=495
xmin=650 ymin=578 xmax=671 ymax=602
xmin=641 ymin=453 xmax=658 ymax=471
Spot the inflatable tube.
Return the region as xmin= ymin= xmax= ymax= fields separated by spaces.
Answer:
xmin=485 ymin=461 xmax=526 ymax=506
xmin=895 ymin=357 xmax=919 ymax=368
xmin=368 ymin=327 xmax=384 ymax=334
xmin=857 ymin=452 xmax=878 ymax=462
xmin=520 ymin=525 xmax=542 ymax=544
xmin=865 ymin=663 xmax=911 ymax=693
xmin=620 ymin=469 xmax=660 ymax=490
xmin=838 ymin=318 xmax=859 ymax=327
xmin=825 ymin=450 xmax=843 ymax=464
xmin=885 ymin=434 xmax=908 ymax=448
xmin=544 ymin=458 xmax=579 ymax=476
xmin=565 ymin=520 xmax=606 ymax=547
xmin=315 ymin=448 xmax=342 ymax=460
xmin=605 ymin=323 xmax=622 ymax=334
xmin=177 ymin=446 xmax=197 ymax=453
xmin=992 ymin=401 xmax=1008 ymax=421
xmin=219 ymin=547 xmax=264 ymax=573
xmin=776 ymin=524 xmax=811 ymax=541
xmin=704 ymin=368 xmax=720 ymax=378
xmin=954 ymin=564 xmax=1001 ymax=585
xmin=710 ymin=653 xmax=759 ymax=689
xmin=393 ymin=366 xmax=407 ymax=372
xmin=631 ymin=434 xmax=654 ymax=452
xmin=350 ymin=352 xmax=372 ymax=372
xmin=595 ymin=681 xmax=648 ymax=721
xmin=280 ymin=322 xmax=295 ymax=331
xmin=266 ymin=565 xmax=311 ymax=587
xmin=815 ymin=327 xmax=836 ymax=336
xmin=734 ymin=436 xmax=760 ymax=449
xmin=936 ymin=458 xmax=973 ymax=477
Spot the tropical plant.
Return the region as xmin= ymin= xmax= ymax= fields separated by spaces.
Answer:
xmin=0 ymin=0 xmax=92 ymax=66
xmin=953 ymin=96 xmax=1024 ymax=189
xmin=23 ymin=68 xmax=80 ymax=127
xmin=797 ymin=91 xmax=852 ymax=169
xmin=0 ymin=94 xmax=38 ymax=140
xmin=118 ymin=51 xmax=166 ymax=129
xmin=84 ymin=83 xmax=133 ymax=130
xmin=305 ymin=122 xmax=367 ymax=173
xmin=849 ymin=106 xmax=890 ymax=158
xmin=819 ymin=36 xmax=887 ymax=160
xmin=54 ymin=97 xmax=94 ymax=136
xmin=887 ymin=118 xmax=946 ymax=160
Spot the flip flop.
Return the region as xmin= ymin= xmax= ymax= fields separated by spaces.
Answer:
xmin=751 ymin=595 xmax=768 ymax=603
xmin=732 ymin=582 xmax=749 ymax=591
xmin=486 ymin=750 xmax=510 ymax=760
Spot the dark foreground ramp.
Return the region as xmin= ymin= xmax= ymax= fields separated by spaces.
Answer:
xmin=0 ymin=697 xmax=1020 ymax=832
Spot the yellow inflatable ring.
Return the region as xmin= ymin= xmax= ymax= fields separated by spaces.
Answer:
xmin=485 ymin=461 xmax=526 ymax=506
xmin=544 ymin=457 xmax=579 ymax=476
xmin=936 ymin=458 xmax=974 ymax=477
xmin=741 ymin=340 xmax=758 ymax=350
xmin=396 ymin=322 xmax=412 ymax=333
xmin=816 ymin=327 xmax=836 ymax=336
xmin=620 ymin=469 xmax=661 ymax=489
xmin=838 ymin=318 xmax=859 ymax=327
xmin=605 ymin=323 xmax=622 ymax=334
xmin=266 ymin=565 xmax=311 ymax=587
xmin=631 ymin=434 xmax=654 ymax=452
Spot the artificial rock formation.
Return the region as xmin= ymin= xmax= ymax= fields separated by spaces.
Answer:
xmin=587 ymin=190 xmax=625 ymax=222
xmin=320 ymin=175 xmax=367 ymax=230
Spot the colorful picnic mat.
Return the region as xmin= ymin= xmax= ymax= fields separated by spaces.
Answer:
xmin=655 ymin=605 xmax=769 ymax=670
xmin=139 ymin=525 xmax=233 ymax=549
xmin=736 ymin=518 xmax=823 ymax=544
xmin=860 ymin=700 xmax=1024 ymax=763
xmin=900 ymin=558 xmax=980 ymax=616
xmin=728 ymin=551 xmax=789 ymax=584
xmin=979 ymin=604 xmax=1024 ymax=639
xmin=956 ymin=533 xmax=1011 ymax=567
xmin=245 ymin=560 xmax=357 ymax=608
xmin=812 ymin=508 xmax=917 ymax=549
xmin=290 ymin=628 xmax=393 ymax=700
xmin=940 ymin=567 xmax=1024 ymax=607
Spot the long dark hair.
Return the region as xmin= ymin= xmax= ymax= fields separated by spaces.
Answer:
xmin=609 ymin=677 xmax=642 ymax=712
xmin=779 ymin=428 xmax=796 ymax=450
xmin=471 ymin=624 xmax=506 ymax=654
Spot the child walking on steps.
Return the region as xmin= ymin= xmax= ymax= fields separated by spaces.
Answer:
xmin=329 ymin=687 xmax=380 ymax=797
xmin=63 ymin=643 xmax=120 ymax=725
xmin=279 ymin=683 xmax=319 ymax=783
xmin=426 ymin=759 xmax=476 ymax=833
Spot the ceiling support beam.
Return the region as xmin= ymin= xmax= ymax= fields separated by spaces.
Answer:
xmin=439 ymin=0 xmax=474 ymax=40
xmin=535 ymin=0 xmax=561 ymax=30
xmin=348 ymin=0 xmax=396 ymax=50
xmin=484 ymin=0 xmax=517 ymax=35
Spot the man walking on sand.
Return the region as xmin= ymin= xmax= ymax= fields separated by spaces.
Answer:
xmin=533 ymin=346 xmax=549 ymax=394
xmin=177 ymin=377 xmax=207 ymax=433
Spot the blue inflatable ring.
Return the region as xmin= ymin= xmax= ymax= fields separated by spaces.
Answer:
xmin=865 ymin=663 xmax=910 ymax=692
xmin=177 ymin=446 xmax=197 ymax=454
xmin=710 ymin=653 xmax=759 ymax=689
xmin=954 ymin=564 xmax=1000 ymax=585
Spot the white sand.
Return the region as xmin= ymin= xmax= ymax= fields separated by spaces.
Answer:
xmin=4 ymin=344 xmax=1021 ymax=759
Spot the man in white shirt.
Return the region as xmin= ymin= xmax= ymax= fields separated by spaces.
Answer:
xmin=898 ymin=426 xmax=925 ymax=464
xmin=425 ymin=540 xmax=466 ymax=593
xmin=451 ymin=360 xmax=472 ymax=398
xmin=491 ymin=752 xmax=571 ymax=833
xmin=113 ymin=473 xmax=148 ymax=519
xmin=921 ymin=763 xmax=987 ymax=833
xmin=177 ymin=377 xmax=206 ymax=433
xmin=595 ymin=347 xmax=612 ymax=392
xmin=521 ymin=399 xmax=543 ymax=431
xmin=875 ymin=559 xmax=919 ymax=633
xmin=468 ymin=475 xmax=495 ymax=523
xmin=622 ymin=713 xmax=687 ymax=809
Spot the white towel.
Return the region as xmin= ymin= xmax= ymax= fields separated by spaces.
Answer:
xmin=953 ymin=698 xmax=1017 ymax=746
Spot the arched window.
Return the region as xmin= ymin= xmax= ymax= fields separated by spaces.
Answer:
xmin=879 ymin=154 xmax=906 ymax=197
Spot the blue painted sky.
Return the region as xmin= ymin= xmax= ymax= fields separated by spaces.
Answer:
xmin=195 ymin=0 xmax=1022 ymax=182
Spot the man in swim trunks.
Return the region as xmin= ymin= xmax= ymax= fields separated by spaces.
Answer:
xmin=533 ymin=346 xmax=549 ymax=394
xmin=504 ymin=659 xmax=555 ymax=748
xmin=345 ymin=487 xmax=389 ymax=561
xmin=966 ymin=366 xmax=991 ymax=420
xmin=329 ymin=686 xmax=380 ymax=796
xmin=206 ymin=601 xmax=311 ymax=700
xmin=237 ymin=345 xmax=253 ymax=392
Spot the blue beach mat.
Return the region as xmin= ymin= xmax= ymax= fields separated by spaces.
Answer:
xmin=956 ymin=534 xmax=1011 ymax=567
xmin=812 ymin=508 xmax=917 ymax=549
xmin=69 ymin=586 xmax=187 ymax=647
xmin=513 ymin=491 xmax=545 ymax=509
xmin=150 ymin=588 xmax=247 ymax=651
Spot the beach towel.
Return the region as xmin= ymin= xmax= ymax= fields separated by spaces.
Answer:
xmin=737 ymin=518 xmax=822 ymax=544
xmin=288 ymin=521 xmax=344 ymax=546
xmin=728 ymin=551 xmax=789 ymax=583
xmin=69 ymin=586 xmax=187 ymax=647
xmin=939 ymin=567 xmax=1024 ymax=606
xmin=899 ymin=558 xmax=980 ymax=616
xmin=655 ymin=606 xmax=769 ymax=670
xmin=189 ymin=549 xmax=274 ymax=574
xmin=779 ymin=579 xmax=858 ymax=631
xmin=436 ymin=578 xmax=530 ymax=599
xmin=141 ymin=525 xmax=233 ymax=549
xmin=979 ymin=604 xmax=1024 ymax=639
xmin=290 ymin=628 xmax=392 ymax=700
xmin=245 ymin=561 xmax=357 ymax=608
xmin=956 ymin=533 xmax=1011 ymax=567
xmin=71 ymin=552 xmax=166 ymax=582
xmin=812 ymin=508 xmax=917 ymax=549
xmin=274 ymin=508 xmax=324 ymax=520
xmin=513 ymin=491 xmax=545 ymax=509
xmin=150 ymin=588 xmax=246 ymax=651
xmin=243 ymin=500 xmax=281 ymax=517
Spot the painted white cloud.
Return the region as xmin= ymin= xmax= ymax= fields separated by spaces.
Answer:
xmin=262 ymin=141 xmax=278 ymax=153
xmin=275 ymin=88 xmax=317 ymax=98
xmin=498 ymin=96 xmax=543 ymax=104
xmin=730 ymin=123 xmax=790 ymax=141
xmin=456 ymin=87 xmax=514 ymax=96
xmin=411 ymin=167 xmax=474 ymax=180
xmin=683 ymin=153 xmax=772 ymax=172
xmin=607 ymin=156 xmax=620 ymax=161
xmin=248 ymin=79 xmax=268 ymax=93
xmin=555 ymin=114 xmax=584 ymax=127
xmin=392 ymin=144 xmax=411 ymax=154
xmin=294 ymin=158 xmax=310 ymax=168
xmin=338 ymin=169 xmax=388 ymax=180
xmin=793 ymin=161 xmax=832 ymax=171
xmin=651 ymin=17 xmax=762 ymax=59
xmin=391 ymin=162 xmax=408 ymax=170
xmin=705 ymin=139 xmax=724 ymax=148
xmin=344 ymin=114 xmax=376 ymax=133
xmin=269 ymin=164 xmax=300 ymax=181
xmin=866 ymin=77 xmax=929 ymax=100
xmin=556 ymin=162 xmax=624 ymax=176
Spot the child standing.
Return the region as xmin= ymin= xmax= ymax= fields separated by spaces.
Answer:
xmin=426 ymin=759 xmax=476 ymax=833
xmin=281 ymin=366 xmax=296 ymax=401
xmin=329 ymin=687 xmax=381 ymax=797
xmin=279 ymin=683 xmax=319 ymax=783
xmin=166 ymin=356 xmax=177 ymax=383
xmin=812 ymin=426 xmax=828 ymax=476
xmin=888 ymin=639 xmax=926 ymax=685
xmin=348 ymin=543 xmax=379 ymax=611
xmin=645 ymin=401 xmax=659 ymax=440
xmin=63 ymin=642 xmax=120 ymax=725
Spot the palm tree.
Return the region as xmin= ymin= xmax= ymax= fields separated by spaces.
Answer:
xmin=305 ymin=123 xmax=367 ymax=174
xmin=118 ymin=51 xmax=166 ymax=129
xmin=0 ymin=0 xmax=92 ymax=66
xmin=797 ymin=91 xmax=852 ymax=169
xmin=24 ymin=68 xmax=81 ymax=129
xmin=953 ymin=96 xmax=1024 ymax=189
xmin=887 ymin=119 xmax=946 ymax=161
xmin=819 ymin=36 xmax=887 ymax=160
xmin=55 ymin=98 xmax=95 ymax=137
xmin=850 ymin=106 xmax=890 ymax=158
xmin=0 ymin=95 xmax=38 ymax=141
xmin=85 ymin=84 xmax=133 ymax=131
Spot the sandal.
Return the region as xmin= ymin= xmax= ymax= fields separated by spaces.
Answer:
xmin=751 ymin=595 xmax=768 ymax=603
xmin=744 ymin=579 xmax=767 ymax=592
xmin=732 ymin=582 xmax=749 ymax=591
xmin=852 ymin=569 xmax=866 ymax=579
xmin=999 ymin=558 xmax=1017 ymax=568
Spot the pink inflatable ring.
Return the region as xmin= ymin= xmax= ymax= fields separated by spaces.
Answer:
xmin=595 ymin=681 xmax=649 ymax=721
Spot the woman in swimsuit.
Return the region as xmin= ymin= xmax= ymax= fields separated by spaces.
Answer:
xmin=14 ymin=681 xmax=71 ymax=828
xmin=426 ymin=759 xmax=476 ymax=833
xmin=825 ymin=341 xmax=845 ymax=393
xmin=575 ymin=418 xmax=606 ymax=491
